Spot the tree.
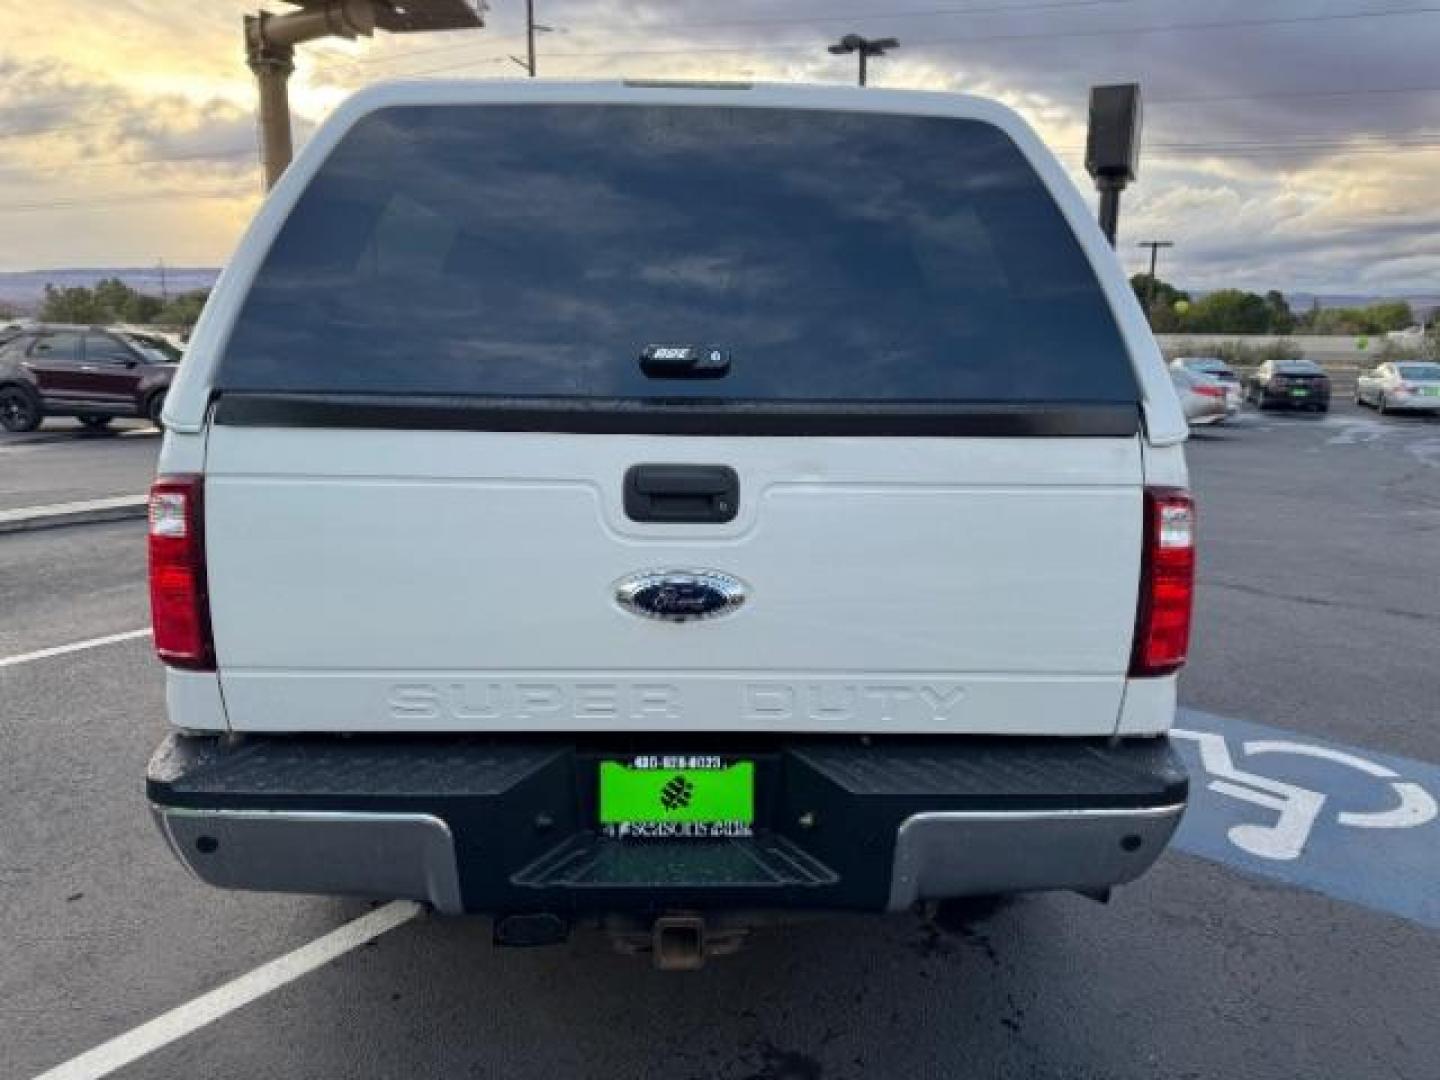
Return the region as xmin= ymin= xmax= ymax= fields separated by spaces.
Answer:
xmin=40 ymin=284 xmax=105 ymax=323
xmin=1365 ymin=301 xmax=1414 ymax=333
xmin=156 ymin=289 xmax=210 ymax=329
xmin=1130 ymin=274 xmax=1190 ymax=331
xmin=1183 ymin=289 xmax=1273 ymax=334
xmin=1310 ymin=300 xmax=1416 ymax=335
xmin=1264 ymin=290 xmax=1295 ymax=334
xmin=36 ymin=278 xmax=190 ymax=326
xmin=1131 ymin=273 xmax=1188 ymax=310
xmin=93 ymin=277 xmax=134 ymax=319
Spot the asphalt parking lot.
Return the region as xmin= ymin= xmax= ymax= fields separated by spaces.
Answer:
xmin=0 ymin=421 xmax=158 ymax=513
xmin=2 ymin=402 xmax=1437 ymax=1079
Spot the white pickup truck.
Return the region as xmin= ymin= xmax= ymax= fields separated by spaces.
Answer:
xmin=146 ymin=80 xmax=1193 ymax=966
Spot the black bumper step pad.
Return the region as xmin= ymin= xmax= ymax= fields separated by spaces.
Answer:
xmin=514 ymin=835 xmax=837 ymax=890
xmin=791 ymin=738 xmax=1186 ymax=808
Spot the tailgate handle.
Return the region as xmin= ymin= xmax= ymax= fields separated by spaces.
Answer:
xmin=624 ymin=465 xmax=739 ymax=523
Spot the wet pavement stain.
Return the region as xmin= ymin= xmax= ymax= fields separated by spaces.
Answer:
xmin=738 ymin=1041 xmax=824 ymax=1080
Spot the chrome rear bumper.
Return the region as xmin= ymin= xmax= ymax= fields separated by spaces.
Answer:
xmin=887 ymin=804 xmax=1184 ymax=910
xmin=149 ymin=733 xmax=1187 ymax=914
xmin=153 ymin=806 xmax=465 ymax=914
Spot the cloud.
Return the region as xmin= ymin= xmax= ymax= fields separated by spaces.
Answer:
xmin=0 ymin=0 xmax=1437 ymax=293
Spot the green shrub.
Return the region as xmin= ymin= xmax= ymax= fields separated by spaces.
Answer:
xmin=1162 ymin=339 xmax=1301 ymax=367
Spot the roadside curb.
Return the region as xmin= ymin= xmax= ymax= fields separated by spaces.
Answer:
xmin=0 ymin=495 xmax=147 ymax=535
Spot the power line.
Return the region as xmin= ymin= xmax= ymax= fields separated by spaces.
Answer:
xmin=375 ymin=3 xmax=1440 ymax=71
xmin=1056 ymin=142 xmax=1440 ymax=159
xmin=344 ymin=0 xmax=1141 ymax=68
xmin=1149 ymin=83 xmax=1440 ymax=106
xmin=0 ymin=97 xmax=114 ymax=116
xmin=7 ymin=10 xmax=1439 ymax=143
xmin=0 ymin=191 xmax=253 ymax=214
xmin=661 ymin=0 xmax=1140 ymax=30
xmin=0 ymin=147 xmax=254 ymax=178
xmin=0 ymin=118 xmax=134 ymax=142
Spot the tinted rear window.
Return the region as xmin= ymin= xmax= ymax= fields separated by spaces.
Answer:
xmin=218 ymin=105 xmax=1136 ymax=405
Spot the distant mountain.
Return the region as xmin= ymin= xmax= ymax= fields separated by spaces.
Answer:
xmin=1286 ymin=293 xmax=1439 ymax=319
xmin=0 ymin=267 xmax=221 ymax=313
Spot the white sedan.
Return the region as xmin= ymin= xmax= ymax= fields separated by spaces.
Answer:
xmin=1356 ymin=361 xmax=1440 ymax=414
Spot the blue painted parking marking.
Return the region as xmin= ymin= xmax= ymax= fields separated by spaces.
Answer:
xmin=1171 ymin=707 xmax=1440 ymax=929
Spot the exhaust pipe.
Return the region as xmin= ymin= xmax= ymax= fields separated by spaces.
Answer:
xmin=652 ymin=913 xmax=707 ymax=971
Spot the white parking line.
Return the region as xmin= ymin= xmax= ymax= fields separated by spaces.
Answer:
xmin=31 ymin=901 xmax=423 ymax=1080
xmin=0 ymin=628 xmax=152 ymax=669
xmin=0 ymin=495 xmax=148 ymax=533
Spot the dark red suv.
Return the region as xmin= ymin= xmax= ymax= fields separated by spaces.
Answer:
xmin=0 ymin=325 xmax=181 ymax=432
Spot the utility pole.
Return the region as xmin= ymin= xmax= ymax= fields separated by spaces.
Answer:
xmin=509 ymin=0 xmax=554 ymax=77
xmin=157 ymin=259 xmax=169 ymax=304
xmin=827 ymin=34 xmax=899 ymax=87
xmin=244 ymin=1 xmax=486 ymax=189
xmin=1137 ymin=240 xmax=1174 ymax=308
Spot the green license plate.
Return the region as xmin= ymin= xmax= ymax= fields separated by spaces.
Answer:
xmin=599 ymin=757 xmax=755 ymax=838
xmin=1291 ymin=388 xmax=1309 ymax=397
xmin=1423 ymin=387 xmax=1440 ymax=397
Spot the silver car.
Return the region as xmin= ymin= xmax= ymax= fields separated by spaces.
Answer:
xmin=1171 ymin=356 xmax=1243 ymax=412
xmin=1356 ymin=361 xmax=1440 ymax=414
xmin=1171 ymin=366 xmax=1233 ymax=426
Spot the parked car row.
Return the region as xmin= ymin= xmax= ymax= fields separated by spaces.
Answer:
xmin=1167 ymin=353 xmax=1440 ymax=429
xmin=1168 ymin=355 xmax=1343 ymax=427
xmin=0 ymin=323 xmax=182 ymax=432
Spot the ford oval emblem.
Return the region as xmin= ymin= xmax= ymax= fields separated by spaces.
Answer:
xmin=615 ymin=569 xmax=747 ymax=623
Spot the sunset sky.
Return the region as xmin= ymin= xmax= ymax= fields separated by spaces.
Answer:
xmin=1 ymin=0 xmax=1437 ymax=293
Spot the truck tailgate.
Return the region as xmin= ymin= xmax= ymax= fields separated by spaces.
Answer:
xmin=203 ymin=425 xmax=1143 ymax=734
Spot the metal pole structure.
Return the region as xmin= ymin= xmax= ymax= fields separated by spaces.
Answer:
xmin=1086 ymin=84 xmax=1142 ymax=250
xmin=1096 ymin=177 xmax=1124 ymax=247
xmin=510 ymin=1 xmax=554 ymax=77
xmin=857 ymin=49 xmax=867 ymax=87
xmin=526 ymin=0 xmax=536 ymax=77
xmin=244 ymin=2 xmax=485 ymax=189
xmin=1137 ymin=240 xmax=1174 ymax=307
xmin=246 ymin=14 xmax=296 ymax=190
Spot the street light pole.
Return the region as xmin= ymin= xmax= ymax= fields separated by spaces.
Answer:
xmin=244 ymin=1 xmax=486 ymax=189
xmin=245 ymin=14 xmax=298 ymax=190
xmin=827 ymin=34 xmax=899 ymax=87
xmin=1085 ymin=84 xmax=1143 ymax=248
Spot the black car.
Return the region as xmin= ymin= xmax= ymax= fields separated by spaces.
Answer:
xmin=1245 ymin=358 xmax=1331 ymax=412
xmin=0 ymin=325 xmax=180 ymax=432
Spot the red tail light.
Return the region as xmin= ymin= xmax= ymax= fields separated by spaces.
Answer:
xmin=148 ymin=475 xmax=214 ymax=670
xmin=1130 ymin=488 xmax=1195 ymax=678
xmin=1193 ymin=384 xmax=1225 ymax=399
